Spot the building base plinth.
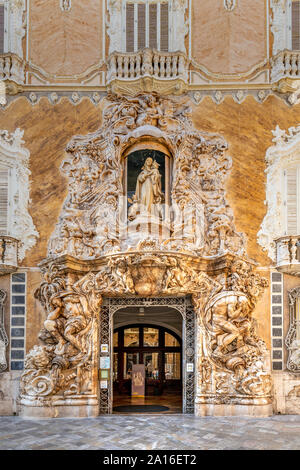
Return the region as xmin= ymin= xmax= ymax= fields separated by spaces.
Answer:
xmin=19 ymin=404 xmax=99 ymax=419
xmin=195 ymin=403 xmax=273 ymax=417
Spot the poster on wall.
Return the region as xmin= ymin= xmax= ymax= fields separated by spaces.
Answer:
xmin=131 ymin=364 xmax=145 ymax=397
xmin=100 ymin=357 xmax=110 ymax=369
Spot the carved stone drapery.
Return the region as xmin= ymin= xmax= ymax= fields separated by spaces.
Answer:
xmin=19 ymin=93 xmax=271 ymax=417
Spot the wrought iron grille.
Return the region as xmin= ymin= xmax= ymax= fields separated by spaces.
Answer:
xmin=99 ymin=296 xmax=196 ymax=414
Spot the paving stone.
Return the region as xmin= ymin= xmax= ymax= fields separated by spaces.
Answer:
xmin=1 ymin=415 xmax=300 ymax=449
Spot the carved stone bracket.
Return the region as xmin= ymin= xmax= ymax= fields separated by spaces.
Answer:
xmin=19 ymin=252 xmax=271 ymax=415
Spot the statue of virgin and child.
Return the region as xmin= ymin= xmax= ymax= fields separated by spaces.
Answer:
xmin=128 ymin=157 xmax=164 ymax=221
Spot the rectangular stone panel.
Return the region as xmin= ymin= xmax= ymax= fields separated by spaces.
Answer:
xmin=11 ymin=350 xmax=24 ymax=359
xmin=11 ymin=328 xmax=24 ymax=337
xmin=272 ymin=350 xmax=282 ymax=360
xmin=272 ymin=273 xmax=282 ymax=282
xmin=272 ymin=317 xmax=282 ymax=326
xmin=12 ymin=273 xmax=26 ymax=282
xmin=272 ymin=284 xmax=282 ymax=293
xmin=11 ymin=306 xmax=25 ymax=315
xmin=273 ymin=339 xmax=283 ymax=348
xmin=11 ymin=339 xmax=24 ymax=348
xmin=12 ymin=284 xmax=26 ymax=293
xmin=11 ymin=317 xmax=25 ymax=326
xmin=272 ymin=328 xmax=282 ymax=337
xmin=272 ymin=306 xmax=282 ymax=315
xmin=12 ymin=296 xmax=25 ymax=305
xmin=10 ymin=361 xmax=24 ymax=370
xmin=272 ymin=295 xmax=282 ymax=304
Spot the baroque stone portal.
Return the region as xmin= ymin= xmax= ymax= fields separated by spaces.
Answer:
xmin=19 ymin=93 xmax=272 ymax=417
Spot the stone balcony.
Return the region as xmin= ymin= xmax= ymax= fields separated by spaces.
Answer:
xmin=0 ymin=53 xmax=26 ymax=96
xmin=106 ymin=48 xmax=189 ymax=96
xmin=0 ymin=236 xmax=18 ymax=275
xmin=275 ymin=235 xmax=300 ymax=276
xmin=271 ymin=50 xmax=300 ymax=100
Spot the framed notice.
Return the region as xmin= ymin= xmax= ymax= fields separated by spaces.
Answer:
xmin=100 ymin=369 xmax=109 ymax=379
xmin=100 ymin=357 xmax=110 ymax=369
xmin=100 ymin=380 xmax=108 ymax=389
xmin=187 ymin=363 xmax=194 ymax=372
xmin=101 ymin=344 xmax=109 ymax=353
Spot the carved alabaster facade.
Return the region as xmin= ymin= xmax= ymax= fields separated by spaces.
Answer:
xmin=19 ymin=93 xmax=272 ymax=418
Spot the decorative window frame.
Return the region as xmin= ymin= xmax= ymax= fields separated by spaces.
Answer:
xmin=286 ymin=286 xmax=300 ymax=372
xmin=271 ymin=0 xmax=297 ymax=55
xmin=0 ymin=128 xmax=38 ymax=261
xmin=258 ymin=124 xmax=300 ymax=261
xmin=0 ymin=0 xmax=26 ymax=58
xmin=107 ymin=0 xmax=188 ymax=54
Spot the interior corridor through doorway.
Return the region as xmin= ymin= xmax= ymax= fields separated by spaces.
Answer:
xmin=112 ymin=305 xmax=183 ymax=414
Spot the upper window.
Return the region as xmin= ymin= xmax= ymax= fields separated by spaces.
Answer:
xmin=284 ymin=166 xmax=300 ymax=235
xmin=292 ymin=0 xmax=300 ymax=50
xmin=0 ymin=3 xmax=4 ymax=54
xmin=0 ymin=164 xmax=9 ymax=235
xmin=125 ymin=1 xmax=169 ymax=52
xmin=108 ymin=0 xmax=187 ymax=55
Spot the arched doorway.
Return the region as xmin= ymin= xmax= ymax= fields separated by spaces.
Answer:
xmin=113 ymin=324 xmax=182 ymax=404
xmin=99 ymin=297 xmax=196 ymax=415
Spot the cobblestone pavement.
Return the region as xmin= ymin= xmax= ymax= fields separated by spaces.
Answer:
xmin=1 ymin=414 xmax=300 ymax=450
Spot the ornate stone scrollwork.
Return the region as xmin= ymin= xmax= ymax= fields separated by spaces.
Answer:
xmin=0 ymin=128 xmax=39 ymax=262
xmin=19 ymin=92 xmax=271 ymax=416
